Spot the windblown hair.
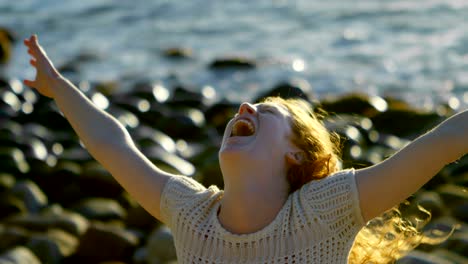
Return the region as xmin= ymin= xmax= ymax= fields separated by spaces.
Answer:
xmin=263 ymin=96 xmax=450 ymax=264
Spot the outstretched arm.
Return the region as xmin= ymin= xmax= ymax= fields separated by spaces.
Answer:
xmin=355 ymin=109 xmax=467 ymax=222
xmin=23 ymin=35 xmax=173 ymax=220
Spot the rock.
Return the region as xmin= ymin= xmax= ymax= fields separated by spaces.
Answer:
xmin=371 ymin=109 xmax=442 ymax=138
xmin=203 ymin=99 xmax=239 ymax=135
xmin=71 ymin=198 xmax=126 ymax=221
xmin=142 ymin=146 xmax=195 ymax=176
xmin=11 ymin=180 xmax=48 ymax=214
xmin=132 ymin=125 xmax=177 ymax=153
xmin=166 ymin=85 xmax=205 ymax=108
xmin=452 ymin=201 xmax=468 ymax=222
xmin=447 ymin=231 xmax=468 ymax=257
xmin=208 ymin=57 xmax=256 ymax=70
xmin=254 ymin=79 xmax=312 ymax=102
xmin=396 ymin=250 xmax=452 ymax=264
xmin=0 ymin=28 xmax=12 ymax=64
xmin=162 ymin=47 xmax=193 ymax=59
xmin=6 ymin=205 xmax=89 ymax=236
xmin=126 ymin=204 xmax=159 ymax=230
xmin=320 ymin=93 xmax=387 ymax=117
xmin=26 ymin=229 xmax=78 ymax=264
xmin=0 ymin=246 xmax=41 ymax=264
xmin=432 ymin=249 xmax=468 ymax=264
xmin=0 ymin=225 xmax=29 ymax=252
xmin=0 ymin=193 xmax=27 ymax=219
xmin=79 ymin=161 xmax=124 ymax=199
xmin=436 ymin=184 xmax=468 ymax=205
xmin=0 ymin=147 xmax=30 ymax=175
xmin=146 ymin=226 xmax=177 ymax=263
xmin=74 ymin=223 xmax=139 ymax=263
xmin=411 ymin=191 xmax=445 ymax=219
xmin=0 ymin=173 xmax=15 ymax=192
xmin=158 ymin=108 xmax=206 ymax=140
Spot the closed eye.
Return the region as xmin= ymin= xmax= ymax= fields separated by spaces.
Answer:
xmin=259 ymin=107 xmax=276 ymax=115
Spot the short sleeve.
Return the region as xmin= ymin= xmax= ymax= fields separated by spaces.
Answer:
xmin=159 ymin=175 xmax=208 ymax=226
xmin=300 ymin=169 xmax=365 ymax=238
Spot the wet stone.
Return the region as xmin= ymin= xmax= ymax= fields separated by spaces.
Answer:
xmin=320 ymin=93 xmax=384 ymax=117
xmin=371 ymin=109 xmax=442 ymax=138
xmin=11 ymin=180 xmax=48 ymax=214
xmin=0 ymin=225 xmax=29 ymax=252
xmin=0 ymin=246 xmax=41 ymax=264
xmin=208 ymin=56 xmax=256 ymax=70
xmin=6 ymin=205 xmax=89 ymax=236
xmin=79 ymin=162 xmax=124 ymax=199
xmin=411 ymin=191 xmax=445 ymax=219
xmin=254 ymin=79 xmax=312 ymax=102
xmin=74 ymin=223 xmax=139 ymax=263
xmin=0 ymin=173 xmax=15 ymax=192
xmin=0 ymin=193 xmax=27 ymax=219
xmin=71 ymin=198 xmax=126 ymax=221
xmin=396 ymin=250 xmax=452 ymax=264
xmin=162 ymin=47 xmax=193 ymax=59
xmin=125 ymin=204 xmax=159 ymax=230
xmin=26 ymin=229 xmax=78 ymax=264
xmin=146 ymin=226 xmax=177 ymax=263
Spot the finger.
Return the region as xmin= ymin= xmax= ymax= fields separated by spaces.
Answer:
xmin=23 ymin=79 xmax=36 ymax=88
xmin=30 ymin=59 xmax=37 ymax=67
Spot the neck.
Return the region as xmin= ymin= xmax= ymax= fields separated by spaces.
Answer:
xmin=218 ymin=159 xmax=289 ymax=234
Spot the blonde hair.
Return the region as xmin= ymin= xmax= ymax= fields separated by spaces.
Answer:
xmin=262 ymin=96 xmax=450 ymax=263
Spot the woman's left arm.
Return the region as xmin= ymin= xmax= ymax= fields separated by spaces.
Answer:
xmin=355 ymin=109 xmax=467 ymax=222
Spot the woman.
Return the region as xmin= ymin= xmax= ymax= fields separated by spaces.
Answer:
xmin=23 ymin=35 xmax=467 ymax=263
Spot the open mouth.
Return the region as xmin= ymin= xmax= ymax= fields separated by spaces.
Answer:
xmin=230 ymin=118 xmax=256 ymax=137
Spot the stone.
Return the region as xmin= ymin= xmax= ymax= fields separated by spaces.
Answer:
xmin=396 ymin=250 xmax=452 ymax=264
xmin=0 ymin=147 xmax=30 ymax=175
xmin=71 ymin=198 xmax=126 ymax=221
xmin=162 ymin=47 xmax=193 ymax=59
xmin=432 ymin=249 xmax=468 ymax=264
xmin=74 ymin=223 xmax=139 ymax=263
xmin=371 ymin=109 xmax=441 ymax=138
xmin=79 ymin=161 xmax=124 ymax=199
xmin=446 ymin=230 xmax=468 ymax=257
xmin=208 ymin=57 xmax=256 ymax=70
xmin=142 ymin=146 xmax=195 ymax=176
xmin=0 ymin=28 xmax=12 ymax=64
xmin=411 ymin=191 xmax=445 ymax=219
xmin=0 ymin=225 xmax=29 ymax=252
xmin=125 ymin=204 xmax=159 ymax=230
xmin=0 ymin=173 xmax=15 ymax=192
xmin=11 ymin=180 xmax=48 ymax=214
xmin=0 ymin=246 xmax=41 ymax=264
xmin=146 ymin=226 xmax=177 ymax=263
xmin=6 ymin=205 xmax=89 ymax=236
xmin=0 ymin=193 xmax=27 ymax=219
xmin=320 ymin=93 xmax=386 ymax=117
xmin=254 ymin=79 xmax=312 ymax=102
xmin=26 ymin=229 xmax=78 ymax=264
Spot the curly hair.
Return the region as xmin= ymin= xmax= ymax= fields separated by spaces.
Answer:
xmin=262 ymin=96 xmax=450 ymax=263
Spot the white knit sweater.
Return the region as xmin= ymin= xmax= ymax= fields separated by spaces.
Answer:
xmin=160 ymin=169 xmax=365 ymax=264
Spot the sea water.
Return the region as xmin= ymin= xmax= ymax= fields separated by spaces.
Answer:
xmin=2 ymin=0 xmax=467 ymax=108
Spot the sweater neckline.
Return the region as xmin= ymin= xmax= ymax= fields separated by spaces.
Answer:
xmin=210 ymin=190 xmax=292 ymax=242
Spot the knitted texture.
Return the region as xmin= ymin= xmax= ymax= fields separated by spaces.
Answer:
xmin=160 ymin=169 xmax=364 ymax=264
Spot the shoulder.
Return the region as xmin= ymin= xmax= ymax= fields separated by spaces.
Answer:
xmin=160 ymin=175 xmax=220 ymax=225
xmin=302 ymin=169 xmax=356 ymax=196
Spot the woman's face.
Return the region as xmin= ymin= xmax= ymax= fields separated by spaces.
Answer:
xmin=219 ymin=101 xmax=299 ymax=164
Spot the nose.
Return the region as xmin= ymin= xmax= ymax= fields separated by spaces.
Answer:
xmin=238 ymin=102 xmax=256 ymax=115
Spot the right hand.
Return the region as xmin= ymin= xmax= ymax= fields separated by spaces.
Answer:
xmin=23 ymin=34 xmax=61 ymax=98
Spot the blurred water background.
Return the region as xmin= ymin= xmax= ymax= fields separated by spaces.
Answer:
xmin=2 ymin=0 xmax=468 ymax=107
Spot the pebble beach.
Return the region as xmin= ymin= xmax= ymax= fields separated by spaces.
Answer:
xmin=0 ymin=1 xmax=467 ymax=263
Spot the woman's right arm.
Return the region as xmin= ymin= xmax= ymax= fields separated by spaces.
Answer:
xmin=23 ymin=34 xmax=173 ymax=220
